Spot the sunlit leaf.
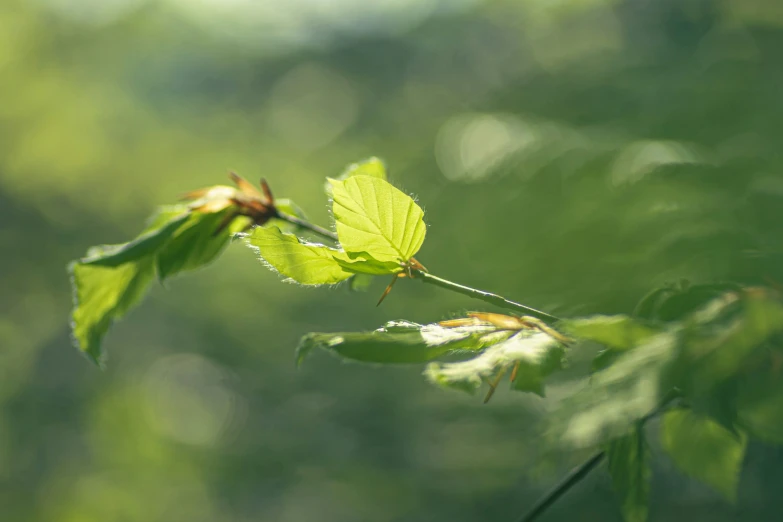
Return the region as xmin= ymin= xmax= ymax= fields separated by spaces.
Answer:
xmin=606 ymin=426 xmax=650 ymax=522
xmin=156 ymin=209 xmax=251 ymax=281
xmin=69 ymin=259 xmax=155 ymax=365
xmin=79 ymin=207 xmax=189 ymax=267
xmin=332 ymin=251 xmax=402 ymax=275
xmin=297 ymin=320 xmax=500 ymax=366
xmin=244 ymin=226 xmax=353 ymax=285
xmin=329 ymin=176 xmax=426 ymax=264
xmin=660 ymin=408 xmax=747 ymax=502
xmin=425 ymin=331 xmax=565 ymax=397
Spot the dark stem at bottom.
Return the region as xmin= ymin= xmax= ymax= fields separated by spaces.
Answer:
xmin=517 ymin=451 xmax=605 ymax=522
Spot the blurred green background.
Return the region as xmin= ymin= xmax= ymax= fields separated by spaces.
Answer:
xmin=4 ymin=0 xmax=783 ymax=520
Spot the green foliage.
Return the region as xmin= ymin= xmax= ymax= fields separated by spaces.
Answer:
xmin=245 ymin=226 xmax=354 ymax=285
xmin=606 ymin=426 xmax=651 ymax=522
xmin=69 ymin=206 xmax=250 ymax=363
xmin=660 ymin=408 xmax=747 ymax=502
xmin=328 ymin=175 xmax=426 ymax=265
xmin=70 ymin=258 xmax=156 ymax=364
xmin=67 ymin=157 xmax=783 ymax=522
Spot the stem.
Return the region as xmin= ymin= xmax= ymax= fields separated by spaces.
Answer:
xmin=517 ymin=451 xmax=605 ymax=522
xmin=275 ymin=212 xmax=560 ymax=324
xmin=413 ymin=271 xmax=560 ymax=324
xmin=277 ymin=212 xmax=338 ymax=242
xmin=515 ymin=391 xmax=680 ymax=522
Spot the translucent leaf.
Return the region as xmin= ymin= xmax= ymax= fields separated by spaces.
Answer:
xmin=296 ymin=320 xmax=499 ymax=366
xmin=606 ymin=426 xmax=650 ymax=522
xmin=332 ymin=251 xmax=402 ymax=275
xmin=244 ymin=226 xmax=353 ymax=285
xmin=156 ymin=209 xmax=250 ymax=281
xmin=660 ymin=408 xmax=747 ymax=502
xmin=79 ymin=208 xmax=189 ymax=267
xmin=329 ymin=176 xmax=426 ymax=264
xmin=69 ymin=259 xmax=155 ymax=365
xmin=425 ymin=331 xmax=565 ymax=397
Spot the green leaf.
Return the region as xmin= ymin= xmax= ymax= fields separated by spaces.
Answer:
xmin=69 ymin=205 xmax=195 ymax=364
xmin=329 ymin=176 xmax=426 ymax=264
xmin=564 ymin=315 xmax=660 ymax=351
xmin=245 ymin=226 xmax=353 ymax=285
xmin=69 ymin=258 xmax=156 ymax=364
xmin=79 ymin=208 xmax=189 ymax=267
xmin=557 ymin=331 xmax=678 ymax=447
xmin=660 ymin=408 xmax=747 ymax=502
xmin=332 ymin=251 xmax=402 ymax=275
xmin=425 ymin=331 xmax=565 ymax=397
xmin=606 ymin=426 xmax=650 ymax=522
xmin=156 ymin=209 xmax=250 ymax=281
xmin=296 ymin=320 xmax=500 ymax=366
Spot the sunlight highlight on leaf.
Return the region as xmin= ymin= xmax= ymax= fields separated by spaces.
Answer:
xmin=329 ymin=175 xmax=426 ymax=264
xmin=245 ymin=226 xmax=353 ymax=285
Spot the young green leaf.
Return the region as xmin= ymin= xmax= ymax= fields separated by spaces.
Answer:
xmin=79 ymin=207 xmax=189 ymax=267
xmin=156 ymin=209 xmax=251 ymax=281
xmin=69 ymin=206 xmax=192 ymax=363
xmin=329 ymin=176 xmax=426 ymax=264
xmin=69 ymin=259 xmax=156 ymax=365
xmin=606 ymin=426 xmax=651 ymax=522
xmin=245 ymin=226 xmax=353 ymax=285
xmin=660 ymin=408 xmax=747 ymax=502
xmin=296 ymin=320 xmax=500 ymax=366
xmin=425 ymin=331 xmax=565 ymax=397
xmin=332 ymin=251 xmax=402 ymax=275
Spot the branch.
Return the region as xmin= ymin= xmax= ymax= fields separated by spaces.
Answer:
xmin=277 ymin=211 xmax=338 ymax=242
xmin=517 ymin=451 xmax=605 ymax=522
xmin=274 ymin=212 xmax=560 ymax=323
xmin=413 ymin=271 xmax=560 ymax=324
xmin=515 ymin=391 xmax=680 ymax=522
